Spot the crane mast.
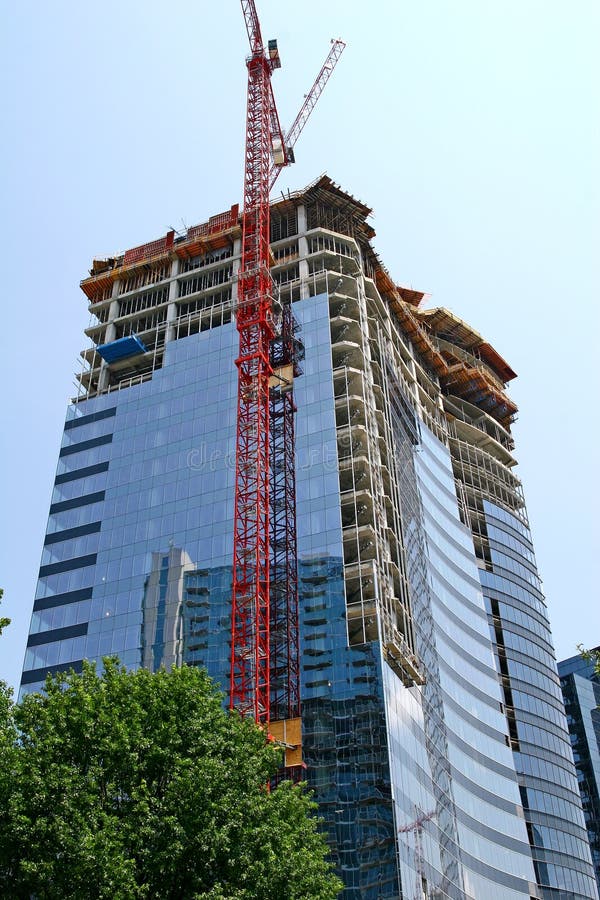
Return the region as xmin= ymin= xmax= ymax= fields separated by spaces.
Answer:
xmin=230 ymin=3 xmax=285 ymax=724
xmin=231 ymin=0 xmax=345 ymax=739
xmin=269 ymin=303 xmax=303 ymax=725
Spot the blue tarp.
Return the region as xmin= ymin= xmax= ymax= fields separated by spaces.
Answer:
xmin=97 ymin=334 xmax=147 ymax=363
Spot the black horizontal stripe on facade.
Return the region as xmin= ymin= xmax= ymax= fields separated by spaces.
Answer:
xmin=54 ymin=461 xmax=110 ymax=485
xmin=21 ymin=659 xmax=84 ymax=685
xmin=420 ymin=469 xmax=466 ymax=524
xmin=482 ymin=583 xmax=549 ymax=630
xmin=421 ymin=521 xmax=485 ymax=595
xmin=494 ymin=615 xmax=556 ymax=659
xmin=504 ymin=646 xmax=562 ymax=684
xmin=507 ymin=673 xmax=565 ymax=712
xmin=429 ymin=558 xmax=491 ymax=626
xmin=484 ymin=509 xmax=535 ymax=552
xmin=50 ymin=491 xmax=105 ymax=514
xmin=447 ymin=724 xmax=519 ymax=782
xmin=387 ymin=698 xmax=519 ymax=785
xmin=64 ymin=407 xmax=116 ymax=430
xmin=442 ymin=688 xmax=508 ymax=744
xmin=435 ymin=620 xmax=499 ymax=679
xmin=515 ymin=706 xmax=576 ymax=743
xmin=452 ymin=844 xmax=533 ymax=895
xmin=59 ymin=433 xmax=113 ymax=457
xmin=518 ymin=771 xmax=586 ymax=808
xmin=395 ymin=733 xmax=521 ymax=823
xmin=449 ymin=763 xmax=520 ymax=816
xmin=27 ymin=622 xmax=88 ymax=647
xmin=489 ymin=540 xmax=540 ymax=579
xmin=488 ymin=564 xmax=545 ymax=603
xmin=529 ymin=843 xmax=596 ymax=880
xmin=525 ymin=805 xmax=591 ymax=842
xmin=456 ymin=797 xmax=532 ymax=858
xmin=429 ymin=589 xmax=491 ymax=649
xmin=44 ymin=521 xmax=101 ymax=545
xmin=437 ymin=654 xmax=504 ymax=713
xmin=394 ymin=782 xmax=534 ymax=895
xmin=33 ymin=587 xmax=93 ymax=612
xmin=39 ymin=554 xmax=97 ymax=578
xmin=519 ymin=736 xmax=580 ymax=771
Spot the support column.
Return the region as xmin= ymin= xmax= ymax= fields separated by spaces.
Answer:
xmin=296 ymin=204 xmax=310 ymax=299
xmin=166 ymin=257 xmax=180 ymax=344
xmin=232 ymin=237 xmax=242 ymax=324
xmin=97 ymin=283 xmax=120 ymax=392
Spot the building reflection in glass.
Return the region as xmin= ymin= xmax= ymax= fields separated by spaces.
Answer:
xmin=141 ymin=547 xmax=195 ymax=671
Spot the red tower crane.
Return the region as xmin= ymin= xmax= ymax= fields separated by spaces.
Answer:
xmin=230 ymin=0 xmax=345 ymax=733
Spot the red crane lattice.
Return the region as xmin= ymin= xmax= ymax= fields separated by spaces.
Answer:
xmin=231 ymin=0 xmax=345 ymax=726
xmin=269 ymin=303 xmax=303 ymax=724
xmin=230 ymin=2 xmax=284 ymax=724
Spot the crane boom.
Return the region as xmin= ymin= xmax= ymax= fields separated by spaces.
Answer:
xmin=270 ymin=39 xmax=346 ymax=190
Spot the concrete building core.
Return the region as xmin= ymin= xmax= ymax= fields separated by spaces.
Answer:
xmin=23 ymin=176 xmax=598 ymax=899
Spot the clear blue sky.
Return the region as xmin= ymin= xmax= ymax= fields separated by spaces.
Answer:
xmin=1 ymin=1 xmax=598 ymax=691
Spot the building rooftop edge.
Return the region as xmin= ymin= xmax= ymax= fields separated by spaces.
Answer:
xmin=78 ymin=174 xmax=518 ymax=410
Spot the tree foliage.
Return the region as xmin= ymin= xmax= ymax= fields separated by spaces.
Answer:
xmin=0 ymin=588 xmax=9 ymax=636
xmin=0 ymin=660 xmax=342 ymax=899
xmin=579 ymin=645 xmax=600 ymax=679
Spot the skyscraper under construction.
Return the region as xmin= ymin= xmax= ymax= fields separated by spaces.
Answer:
xmin=22 ymin=177 xmax=598 ymax=899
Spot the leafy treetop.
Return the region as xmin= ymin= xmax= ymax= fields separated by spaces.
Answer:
xmin=0 ymin=659 xmax=342 ymax=900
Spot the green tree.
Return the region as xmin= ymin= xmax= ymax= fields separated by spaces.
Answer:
xmin=578 ymin=645 xmax=600 ymax=678
xmin=0 ymin=660 xmax=342 ymax=899
xmin=577 ymin=644 xmax=600 ymax=678
xmin=0 ymin=588 xmax=9 ymax=636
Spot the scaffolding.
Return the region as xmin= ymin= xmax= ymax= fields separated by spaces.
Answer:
xmin=76 ymin=210 xmax=241 ymax=401
xmin=76 ymin=177 xmax=524 ymax=684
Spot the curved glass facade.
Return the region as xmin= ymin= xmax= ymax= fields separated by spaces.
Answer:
xmin=480 ymin=501 xmax=598 ymax=898
xmin=384 ymin=424 xmax=537 ymax=899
